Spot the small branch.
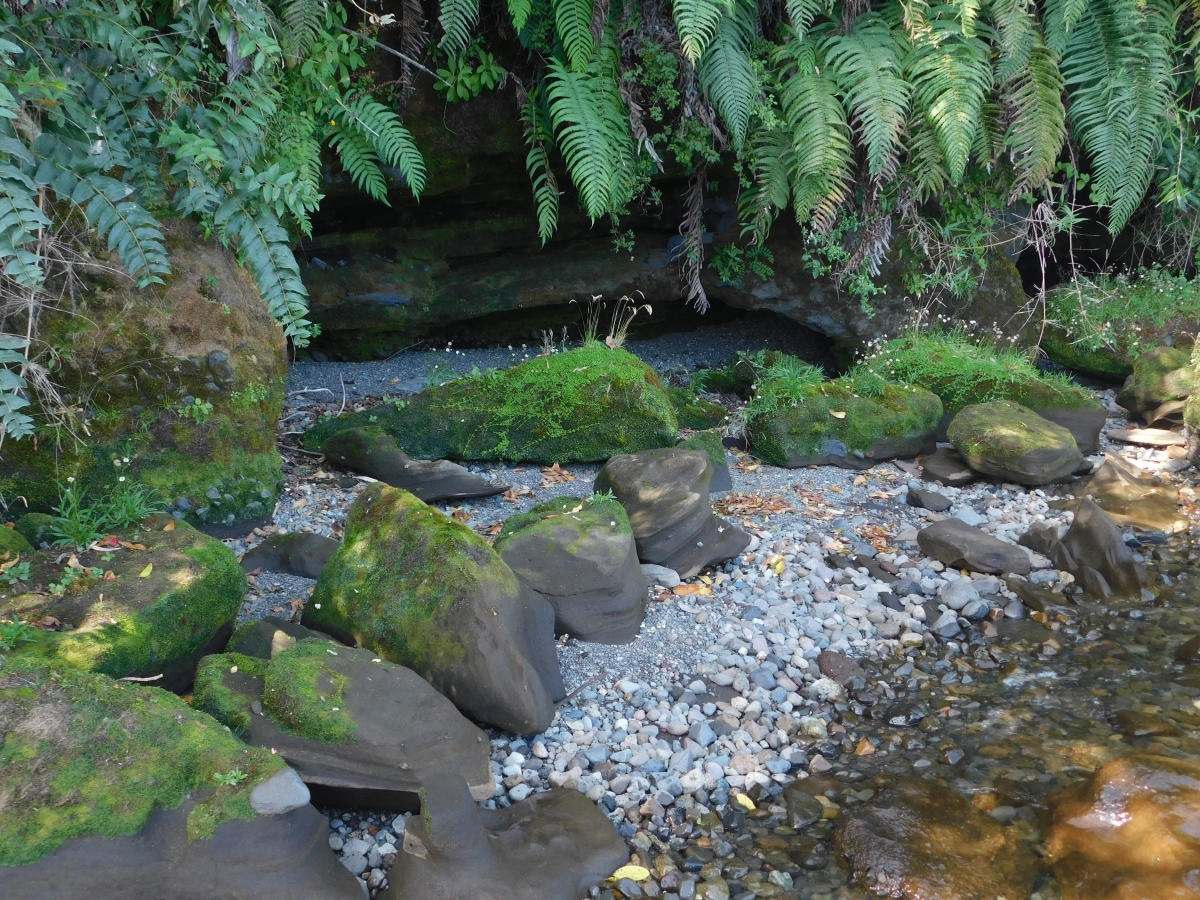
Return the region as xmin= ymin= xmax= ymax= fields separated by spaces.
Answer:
xmin=339 ymin=26 xmax=452 ymax=88
xmin=556 ymin=672 xmax=607 ymax=707
xmin=118 ymin=674 xmax=163 ymax=682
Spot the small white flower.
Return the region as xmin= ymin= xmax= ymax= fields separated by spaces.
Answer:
xmin=67 ymin=476 xmax=75 ymax=483
xmin=118 ymin=476 xmax=126 ymax=483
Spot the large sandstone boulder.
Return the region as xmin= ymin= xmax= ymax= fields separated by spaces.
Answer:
xmin=745 ymin=377 xmax=941 ymax=469
xmin=1117 ymin=345 xmax=1196 ymax=425
xmin=302 ymin=484 xmax=563 ymax=733
xmin=494 ymin=495 xmax=646 ymax=644
xmin=304 ymin=345 xmax=677 ymax=464
xmin=240 ymin=532 xmax=341 ymax=579
xmin=917 ymin=519 xmax=1031 ymax=576
xmin=948 ymin=400 xmax=1084 ymax=485
xmin=834 ymin=778 xmax=1036 ymax=900
xmin=321 ymin=427 xmax=508 ymax=501
xmin=0 ymin=656 xmax=360 ymax=900
xmin=390 ymin=772 xmax=629 ymax=900
xmin=594 ymin=448 xmax=750 ymax=578
xmin=678 ymin=429 xmax=732 ymax=492
xmin=0 ymin=221 xmax=286 ymax=528
xmin=1047 ymin=753 xmax=1200 ymax=900
xmin=193 ymin=637 xmax=494 ymax=802
xmin=2 ymin=516 xmax=244 ymax=690
xmin=1058 ymin=498 xmax=1141 ymax=596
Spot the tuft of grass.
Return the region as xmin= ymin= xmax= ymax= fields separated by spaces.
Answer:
xmin=49 ymin=477 xmax=164 ymax=550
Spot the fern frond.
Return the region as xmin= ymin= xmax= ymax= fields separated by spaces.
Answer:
xmin=278 ymin=0 xmax=323 ymax=62
xmin=904 ymin=112 xmax=950 ymax=200
xmin=905 ymin=14 xmax=992 ymax=183
xmin=699 ymin=0 xmax=756 ymax=149
xmin=438 ymin=0 xmax=479 ymax=56
xmin=672 ymin=0 xmax=729 ymax=62
xmin=522 ymin=92 xmax=560 ymax=244
xmin=554 ymin=0 xmax=595 ymax=71
xmin=1003 ymin=40 xmax=1065 ymax=197
xmin=786 ymin=0 xmax=829 ymax=38
xmin=509 ymin=0 xmax=533 ymax=31
xmin=334 ymin=92 xmax=427 ymax=199
xmin=739 ymin=126 xmax=792 ymax=242
xmin=823 ymin=13 xmax=911 ymax=181
xmin=546 ymin=60 xmax=624 ymax=221
xmin=0 ymin=164 xmax=50 ymax=287
xmin=329 ymin=127 xmax=388 ymax=203
xmin=74 ymin=175 xmax=170 ymax=287
xmin=991 ymin=0 xmax=1037 ymax=82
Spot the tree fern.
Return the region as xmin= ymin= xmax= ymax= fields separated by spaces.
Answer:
xmin=699 ymin=0 xmax=756 ymax=149
xmin=439 ymin=0 xmax=480 ymax=56
xmin=823 ymin=14 xmax=911 ymax=181
xmin=1003 ymin=40 xmax=1065 ymax=197
xmin=673 ymin=0 xmax=729 ymax=62
xmin=905 ymin=12 xmax=992 ymax=183
xmin=554 ymin=0 xmax=596 ymax=71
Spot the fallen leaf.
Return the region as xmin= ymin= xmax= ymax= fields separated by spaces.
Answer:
xmin=291 ymin=498 xmax=307 ymax=509
xmin=541 ymin=462 xmax=576 ymax=486
xmin=828 ymin=485 xmax=844 ymax=494
xmin=853 ymin=475 xmax=867 ymax=486
xmin=732 ymin=459 xmax=761 ymax=474
xmin=830 ymin=410 xmax=847 ymax=419
xmin=611 ymin=866 xmax=650 ymax=882
xmin=673 ymin=583 xmax=712 ymax=596
xmin=735 ymin=793 xmax=756 ymax=811
xmin=34 ymin=616 xmax=62 ymax=631
xmin=451 ymin=508 xmax=472 ymax=522
xmin=486 ymin=523 xmax=503 ymax=536
xmin=163 ymin=521 xmax=175 ymax=531
xmin=714 ymin=492 xmax=795 ymax=517
xmin=66 ymin=554 xmax=82 ymax=569
xmin=271 ymin=606 xmax=285 ymax=613
xmin=118 ymin=541 xmax=147 ymax=551
xmin=103 ymin=570 xmax=116 ymax=581
xmin=138 ymin=563 xmax=153 ymax=578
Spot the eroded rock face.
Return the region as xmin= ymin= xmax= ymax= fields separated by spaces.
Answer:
xmin=390 ymin=772 xmax=629 ymax=900
xmin=916 ymin=519 xmax=1031 ymax=576
xmin=494 ymin=496 xmax=646 ymax=644
xmin=594 ymin=449 xmax=750 ymax=579
xmin=1059 ymin=498 xmax=1142 ymax=596
xmin=834 ymin=778 xmax=1036 ymax=900
xmin=1047 ymin=753 xmax=1200 ymax=900
xmin=948 ymin=400 xmax=1084 ymax=485
xmin=303 ymin=484 xmax=563 ymax=733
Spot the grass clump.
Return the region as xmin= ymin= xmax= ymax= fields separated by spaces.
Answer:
xmin=0 ymin=656 xmax=285 ymax=865
xmin=862 ymin=329 xmax=1095 ymax=414
xmin=1043 ymin=268 xmax=1200 ymax=378
xmin=262 ymin=639 xmax=357 ymax=744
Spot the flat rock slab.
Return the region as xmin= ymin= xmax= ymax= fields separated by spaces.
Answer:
xmin=226 ymin=616 xmax=336 ymax=659
xmin=834 ymin=778 xmax=1036 ymax=900
xmin=906 ymin=488 xmax=951 ymax=512
xmin=1106 ymin=428 xmax=1187 ymax=447
xmin=241 ymin=532 xmax=340 ymax=579
xmin=920 ymin=447 xmax=976 ymax=487
xmin=1074 ymin=453 xmax=1185 ymax=533
xmin=817 ymin=650 xmax=868 ymax=685
xmin=917 ymin=519 xmax=1031 ymax=576
xmin=322 ymin=427 xmax=508 ymax=501
xmin=391 ymin=774 xmax=628 ymax=900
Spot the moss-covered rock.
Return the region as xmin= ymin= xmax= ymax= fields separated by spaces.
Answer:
xmin=0 ymin=525 xmax=32 ymax=558
xmin=1117 ymin=346 xmax=1196 ymax=421
xmin=193 ymin=652 xmax=270 ymax=739
xmin=678 ymin=429 xmax=732 ymax=492
xmin=746 ymin=379 xmax=942 ymax=469
xmin=13 ymin=513 xmax=53 ymax=549
xmin=0 ymin=655 xmax=285 ymax=866
xmin=303 ymin=484 xmax=563 ymax=733
xmin=261 ymin=639 xmax=358 ymax=744
xmin=2 ymin=516 xmax=244 ymax=690
xmin=304 ymin=344 xmax=677 ymax=463
xmin=668 ymin=386 xmax=728 ymax=430
xmin=947 ymin=401 xmax=1084 ymax=485
xmin=0 ymin=221 xmax=286 ymax=528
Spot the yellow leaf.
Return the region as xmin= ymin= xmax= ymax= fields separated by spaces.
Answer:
xmin=163 ymin=521 xmax=176 ymax=531
xmin=853 ymin=475 xmax=867 ymax=486
xmin=611 ymin=866 xmax=650 ymax=882
xmin=830 ymin=410 xmax=847 ymax=419
xmin=139 ymin=563 xmax=153 ymax=578
xmin=735 ymin=793 xmax=756 ymax=811
xmin=699 ymin=575 xmax=713 ymax=585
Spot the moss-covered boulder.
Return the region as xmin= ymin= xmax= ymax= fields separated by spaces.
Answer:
xmin=746 ymin=379 xmax=941 ymax=469
xmin=1 ymin=516 xmax=244 ymax=690
xmin=494 ymin=495 xmax=646 ymax=644
xmin=12 ymin=514 xmax=52 ymax=549
xmin=0 ymin=656 xmax=360 ymax=900
xmin=0 ymin=221 xmax=286 ymax=529
xmin=303 ymin=484 xmax=563 ymax=733
xmin=948 ymin=401 xmax=1085 ymax=486
xmin=668 ymin=386 xmax=728 ymax=430
xmin=1117 ymin=345 xmax=1196 ymax=424
xmin=0 ymin=524 xmax=32 ymax=558
xmin=304 ymin=344 xmax=678 ymax=463
xmin=679 ymin=428 xmax=731 ymax=492
xmin=194 ymin=638 xmax=494 ymax=802
xmin=865 ymin=330 xmax=1106 ymax=453
xmin=1042 ymin=271 xmax=1200 ymax=379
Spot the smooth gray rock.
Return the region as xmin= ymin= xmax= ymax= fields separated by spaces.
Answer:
xmin=948 ymin=401 xmax=1084 ymax=486
xmin=917 ymin=519 xmax=1031 ymax=576
xmin=1060 ymin=498 xmax=1141 ymax=596
xmin=241 ymin=532 xmax=340 ymax=579
xmin=920 ymin=447 xmax=977 ymax=487
xmin=250 ymin=767 xmax=312 ymax=815
xmin=641 ymin=564 xmax=682 ymax=588
xmin=906 ymin=489 xmax=951 ymax=512
xmin=940 ymin=580 xmax=979 ymax=611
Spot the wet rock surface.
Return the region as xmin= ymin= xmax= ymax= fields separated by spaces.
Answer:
xmin=917 ymin=518 xmax=1032 ymax=575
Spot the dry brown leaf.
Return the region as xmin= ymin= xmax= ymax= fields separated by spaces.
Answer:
xmin=163 ymin=521 xmax=176 ymax=531
xmin=118 ymin=541 xmax=147 ymax=551
xmin=286 ymin=598 xmax=305 ymax=613
xmin=714 ymin=492 xmax=795 ymax=517
xmin=451 ymin=508 xmax=472 ymax=523
xmin=830 ymin=410 xmax=847 ymax=419
xmin=486 ymin=523 xmax=504 ymax=536
xmin=502 ymin=487 xmax=535 ymax=503
xmin=541 ymin=463 xmax=576 ymax=486
xmin=828 ymin=485 xmax=843 ymax=494
xmin=673 ymin=583 xmax=711 ymax=596
xmin=732 ymin=459 xmax=761 ymax=474
xmin=852 ymin=475 xmax=867 ymax=486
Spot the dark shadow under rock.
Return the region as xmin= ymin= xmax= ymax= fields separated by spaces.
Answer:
xmin=241 ymin=532 xmax=341 ymax=579
xmin=391 ymin=773 xmax=628 ymax=900
xmin=917 ymin=519 xmax=1031 ymax=576
xmin=322 ymin=427 xmax=508 ymax=501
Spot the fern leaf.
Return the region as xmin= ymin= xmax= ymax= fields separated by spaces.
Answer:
xmin=522 ymin=93 xmax=560 ymax=244
xmin=904 ymin=113 xmax=950 ymax=200
xmin=330 ymin=128 xmax=388 ymax=203
xmin=509 ymin=0 xmax=533 ymax=32
xmin=953 ymin=0 xmax=981 ymax=37
xmin=554 ymin=0 xmax=595 ymax=71
xmin=546 ymin=60 xmax=622 ymax=220
xmin=335 ymin=92 xmax=427 ymax=199
xmin=991 ymin=0 xmax=1038 ymax=83
xmin=905 ymin=15 xmax=992 ymax=183
xmin=672 ymin=0 xmax=729 ymax=62
xmin=823 ymin=14 xmax=911 ymax=181
xmin=73 ymin=174 xmax=170 ymax=287
xmin=438 ymin=0 xmax=479 ymax=56
xmin=0 ymin=164 xmax=51 ymax=286
xmin=739 ymin=126 xmax=793 ymax=242
xmin=1003 ymin=40 xmax=1065 ymax=196
xmin=279 ymin=0 xmax=323 ymax=62
xmin=699 ymin=0 xmax=756 ymax=149
xmin=786 ymin=0 xmax=829 ymax=38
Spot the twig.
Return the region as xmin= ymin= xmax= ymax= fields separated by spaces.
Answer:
xmin=280 ymin=444 xmax=326 ymax=457
xmin=339 ymin=26 xmax=452 ymax=88
xmin=288 ymin=388 xmax=335 ymax=396
xmin=118 ymin=674 xmax=163 ymax=682
xmin=338 ymin=376 xmax=348 ymax=415
xmin=556 ymin=672 xmax=607 ymax=707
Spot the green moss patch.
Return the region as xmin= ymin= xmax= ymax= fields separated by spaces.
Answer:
xmin=493 ymin=494 xmax=632 ymax=550
xmin=679 ymin=429 xmax=727 ymax=470
xmin=192 ymin=653 xmax=269 ymax=738
xmin=13 ymin=514 xmax=53 ymax=549
xmin=0 ymin=525 xmax=32 ymax=558
xmin=261 ymin=639 xmax=357 ymax=744
xmin=948 ymin=400 xmax=1079 ymax=461
xmin=668 ymin=387 xmax=728 ymax=430
xmin=304 ymin=344 xmax=678 ymax=463
xmin=0 ymin=655 xmax=284 ymax=865
xmin=306 ymin=484 xmax=514 ymax=673
xmin=863 ymin=330 xmax=1097 ymax=415
xmin=1 ymin=517 xmax=244 ymax=681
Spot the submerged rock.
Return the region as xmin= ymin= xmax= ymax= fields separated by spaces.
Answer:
xmin=193 ymin=638 xmax=494 ymax=801
xmin=834 ymin=778 xmax=1036 ymax=900
xmin=1047 ymin=753 xmax=1200 ymax=900
xmin=390 ymin=772 xmax=628 ymax=900
xmin=948 ymin=400 xmax=1084 ymax=485
xmin=2 ymin=516 xmax=244 ymax=690
xmin=494 ymin=495 xmax=646 ymax=644
xmin=321 ymin=426 xmax=508 ymax=501
xmin=594 ymin=448 xmax=750 ymax=578
xmin=1075 ymin=453 xmax=1185 ymax=533
xmin=303 ymin=484 xmax=563 ymax=733
xmin=304 ymin=345 xmax=678 ymax=463
xmin=241 ymin=531 xmax=340 ymax=579
xmin=917 ymin=519 xmax=1031 ymax=576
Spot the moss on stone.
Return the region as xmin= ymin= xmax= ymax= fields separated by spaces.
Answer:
xmin=1122 ymin=346 xmax=1196 ymax=413
xmin=261 ymin=639 xmax=357 ymax=744
xmin=668 ymin=387 xmax=728 ymax=430
xmin=947 ymin=401 xmax=1080 ymax=475
xmin=13 ymin=513 xmax=53 ymax=549
xmin=493 ymin=494 xmax=632 ymax=551
xmin=0 ymin=525 xmax=32 ymax=558
xmin=679 ymin=429 xmax=727 ymax=470
xmin=3 ymin=518 xmax=244 ymax=681
xmin=305 ymin=483 xmax=514 ymax=674
xmin=304 ymin=344 xmax=678 ymax=463
xmin=192 ymin=653 xmax=269 ymax=738
xmin=0 ymin=655 xmax=284 ymax=865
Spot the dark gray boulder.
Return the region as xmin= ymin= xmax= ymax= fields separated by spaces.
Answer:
xmin=920 ymin=447 xmax=976 ymax=487
xmin=494 ymin=495 xmax=646 ymax=643
xmin=1060 ymin=498 xmax=1142 ymax=596
xmin=905 ymin=488 xmax=951 ymax=512
xmin=391 ymin=773 xmax=628 ymax=900
xmin=594 ymin=448 xmax=750 ymax=578
xmin=917 ymin=519 xmax=1031 ymax=576
xmin=947 ymin=401 xmax=1084 ymax=486
xmin=241 ymin=532 xmax=340 ymax=579
xmin=322 ymin=426 xmax=508 ymax=501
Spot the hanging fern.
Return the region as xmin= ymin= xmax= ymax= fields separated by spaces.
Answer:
xmin=329 ymin=128 xmax=388 ymax=202
xmin=554 ymin=0 xmax=596 ymax=71
xmin=510 ymin=0 xmax=534 ymax=32
xmin=1003 ymin=40 xmax=1065 ymax=197
xmin=546 ymin=60 xmax=628 ymax=220
xmin=279 ymin=0 xmax=323 ymax=62
xmin=991 ymin=0 xmax=1038 ymax=83
xmin=522 ymin=91 xmax=561 ymax=244
xmin=74 ymin=175 xmax=170 ymax=288
xmin=331 ymin=91 xmax=428 ymax=199
xmin=0 ymin=164 xmax=49 ymax=287
xmin=438 ymin=0 xmax=480 ymax=56
xmin=699 ymin=0 xmax=756 ymax=149
xmin=786 ymin=0 xmax=830 ymax=38
xmin=672 ymin=0 xmax=729 ymax=62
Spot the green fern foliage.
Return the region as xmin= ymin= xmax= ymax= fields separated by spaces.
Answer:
xmin=1003 ymin=40 xmax=1065 ymax=196
xmin=673 ymin=0 xmax=730 ymax=61
xmin=699 ymin=0 xmax=757 ymax=149
xmin=331 ymin=92 xmax=427 ymax=200
xmin=439 ymin=0 xmax=480 ymax=56
xmin=522 ymin=92 xmax=561 ymax=244
xmin=554 ymin=0 xmax=596 ymax=71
